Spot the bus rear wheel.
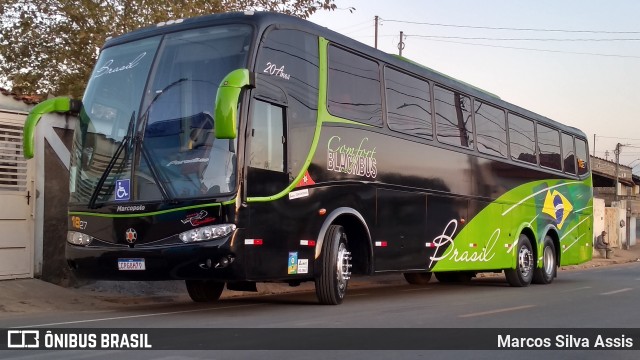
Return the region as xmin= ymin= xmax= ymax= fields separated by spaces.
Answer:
xmin=403 ymin=272 xmax=432 ymax=285
xmin=505 ymin=234 xmax=534 ymax=287
xmin=185 ymin=280 xmax=225 ymax=302
xmin=315 ymin=225 xmax=351 ymax=305
xmin=533 ymin=237 xmax=556 ymax=284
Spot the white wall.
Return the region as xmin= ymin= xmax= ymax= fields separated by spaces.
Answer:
xmin=593 ymin=198 xmax=605 ymax=245
xmin=33 ymin=113 xmax=74 ymax=276
xmin=619 ymin=207 xmax=628 ymax=249
xmin=605 ymin=207 xmax=627 ymax=249
xmin=0 ymin=94 xmax=33 ymax=113
xmin=629 ymin=216 xmax=637 ymax=246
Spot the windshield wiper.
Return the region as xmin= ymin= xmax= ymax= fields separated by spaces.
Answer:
xmin=140 ymin=78 xmax=188 ymax=120
xmin=134 ymin=131 xmax=174 ymax=202
xmin=86 ymin=79 xmax=190 ymax=208
xmin=130 ymin=78 xmax=189 ymax=204
xmin=88 ymin=111 xmax=136 ymax=209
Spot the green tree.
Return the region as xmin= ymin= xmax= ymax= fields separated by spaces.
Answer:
xmin=0 ymin=0 xmax=338 ymax=97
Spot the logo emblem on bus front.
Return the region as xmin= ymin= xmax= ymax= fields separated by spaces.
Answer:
xmin=125 ymin=228 xmax=138 ymax=244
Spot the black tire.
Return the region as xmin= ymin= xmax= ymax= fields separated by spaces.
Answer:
xmin=533 ymin=237 xmax=557 ymax=284
xmin=185 ymin=280 xmax=225 ymax=302
xmin=505 ymin=234 xmax=534 ymax=287
xmin=315 ymin=225 xmax=351 ymax=305
xmin=435 ymin=271 xmax=473 ymax=283
xmin=403 ymin=272 xmax=433 ymax=285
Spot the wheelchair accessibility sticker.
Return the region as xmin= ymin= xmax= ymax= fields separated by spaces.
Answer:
xmin=115 ymin=179 xmax=130 ymax=201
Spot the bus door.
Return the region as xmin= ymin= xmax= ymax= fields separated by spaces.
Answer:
xmin=243 ymin=94 xmax=290 ymax=278
xmin=246 ymin=97 xmax=289 ymax=197
xmin=241 ymin=28 xmax=321 ymax=279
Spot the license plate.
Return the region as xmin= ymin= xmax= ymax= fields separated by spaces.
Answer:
xmin=118 ymin=258 xmax=146 ymax=271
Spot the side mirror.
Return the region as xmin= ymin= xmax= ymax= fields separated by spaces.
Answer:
xmin=23 ymin=97 xmax=82 ymax=159
xmin=214 ymin=69 xmax=253 ymax=139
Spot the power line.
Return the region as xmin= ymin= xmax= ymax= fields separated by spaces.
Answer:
xmin=407 ymin=34 xmax=640 ymax=42
xmin=596 ymin=135 xmax=640 ymax=141
xmin=344 ymin=24 xmax=374 ymax=36
xmin=408 ymin=37 xmax=640 ymax=59
xmin=380 ymin=18 xmax=640 ymax=34
xmin=335 ymin=19 xmax=372 ymax=32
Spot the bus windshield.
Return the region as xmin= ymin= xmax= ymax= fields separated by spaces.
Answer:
xmin=70 ymin=24 xmax=252 ymax=204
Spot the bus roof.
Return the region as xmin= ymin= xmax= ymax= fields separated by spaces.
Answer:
xmin=104 ymin=11 xmax=587 ymax=140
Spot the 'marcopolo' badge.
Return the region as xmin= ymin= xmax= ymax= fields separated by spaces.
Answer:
xmin=125 ymin=228 xmax=137 ymax=244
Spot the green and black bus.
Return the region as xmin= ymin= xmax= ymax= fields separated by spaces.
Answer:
xmin=24 ymin=11 xmax=593 ymax=305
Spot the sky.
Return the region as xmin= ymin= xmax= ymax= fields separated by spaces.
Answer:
xmin=309 ymin=0 xmax=640 ymax=174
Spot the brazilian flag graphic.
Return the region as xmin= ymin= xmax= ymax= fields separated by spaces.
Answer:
xmin=542 ymin=189 xmax=574 ymax=230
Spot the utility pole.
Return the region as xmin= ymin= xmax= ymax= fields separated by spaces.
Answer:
xmin=593 ymin=134 xmax=596 ymax=156
xmin=614 ymin=143 xmax=621 ymax=202
xmin=613 ymin=142 xmax=631 ymax=250
xmin=398 ymin=31 xmax=405 ymax=56
xmin=374 ymin=16 xmax=379 ymax=49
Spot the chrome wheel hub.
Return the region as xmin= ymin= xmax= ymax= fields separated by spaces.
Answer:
xmin=518 ymin=246 xmax=533 ymax=278
xmin=543 ymin=246 xmax=554 ymax=276
xmin=336 ymin=243 xmax=352 ymax=295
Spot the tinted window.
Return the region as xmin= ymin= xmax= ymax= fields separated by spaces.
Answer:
xmin=256 ymin=29 xmax=318 ymax=175
xmin=249 ymin=100 xmax=285 ymax=172
xmin=136 ymin=25 xmax=250 ymax=201
xmin=257 ymin=29 xmax=318 ymax=124
xmin=509 ymin=114 xmax=536 ymax=164
xmin=562 ymin=133 xmax=576 ymax=175
xmin=434 ymin=86 xmax=474 ymax=149
xmin=71 ymin=36 xmax=161 ymax=203
xmin=537 ymin=123 xmax=561 ymax=170
xmin=327 ymin=46 xmax=382 ymax=126
xmin=385 ymin=68 xmax=432 ymax=139
xmin=474 ymin=101 xmax=507 ymax=157
xmin=575 ymin=138 xmax=589 ymax=176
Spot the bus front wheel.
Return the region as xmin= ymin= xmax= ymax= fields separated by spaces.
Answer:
xmin=315 ymin=225 xmax=351 ymax=305
xmin=532 ymin=237 xmax=556 ymax=284
xmin=185 ymin=280 xmax=225 ymax=302
xmin=505 ymin=234 xmax=534 ymax=287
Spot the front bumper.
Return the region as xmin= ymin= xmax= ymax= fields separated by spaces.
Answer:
xmin=66 ymin=236 xmax=243 ymax=281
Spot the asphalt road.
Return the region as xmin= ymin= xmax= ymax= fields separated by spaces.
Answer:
xmin=1 ymin=263 xmax=639 ymax=359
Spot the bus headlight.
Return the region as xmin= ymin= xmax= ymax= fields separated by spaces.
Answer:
xmin=179 ymin=224 xmax=236 ymax=243
xmin=67 ymin=231 xmax=93 ymax=246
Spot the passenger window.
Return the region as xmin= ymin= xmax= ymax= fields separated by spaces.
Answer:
xmin=575 ymin=138 xmax=589 ymax=176
xmin=434 ymin=86 xmax=474 ymax=149
xmin=327 ymin=45 xmax=382 ymax=126
xmin=509 ymin=114 xmax=536 ymax=164
xmin=562 ymin=133 xmax=576 ymax=175
xmin=537 ymin=123 xmax=561 ymax=171
xmin=385 ymin=68 xmax=432 ymax=139
xmin=474 ymin=101 xmax=507 ymax=157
